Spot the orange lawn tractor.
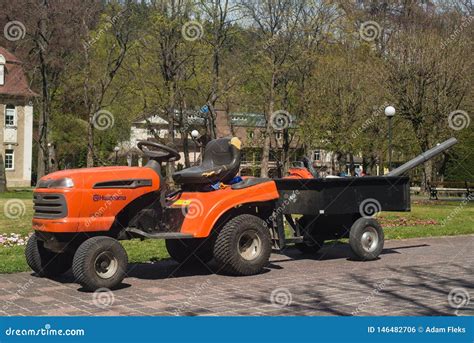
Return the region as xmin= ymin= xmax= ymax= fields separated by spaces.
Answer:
xmin=26 ymin=137 xmax=457 ymax=291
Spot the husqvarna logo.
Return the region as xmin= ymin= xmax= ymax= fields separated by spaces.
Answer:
xmin=92 ymin=194 xmax=126 ymax=201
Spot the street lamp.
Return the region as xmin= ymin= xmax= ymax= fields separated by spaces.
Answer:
xmin=114 ymin=146 xmax=120 ymax=165
xmin=191 ymin=130 xmax=200 ymax=165
xmin=385 ymin=106 xmax=395 ymax=171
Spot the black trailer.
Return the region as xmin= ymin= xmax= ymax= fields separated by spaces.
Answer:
xmin=268 ymin=138 xmax=457 ymax=260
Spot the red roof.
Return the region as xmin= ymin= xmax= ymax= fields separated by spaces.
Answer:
xmin=0 ymin=47 xmax=38 ymax=98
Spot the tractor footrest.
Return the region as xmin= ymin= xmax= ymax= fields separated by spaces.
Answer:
xmin=126 ymin=228 xmax=194 ymax=240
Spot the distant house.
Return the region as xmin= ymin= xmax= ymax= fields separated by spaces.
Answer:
xmin=123 ymin=109 xmax=303 ymax=175
xmin=122 ymin=108 xmax=366 ymax=176
xmin=120 ymin=110 xmax=204 ymax=167
xmin=0 ymin=48 xmax=37 ymax=187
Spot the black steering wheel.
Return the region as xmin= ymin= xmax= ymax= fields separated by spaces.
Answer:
xmin=137 ymin=141 xmax=180 ymax=162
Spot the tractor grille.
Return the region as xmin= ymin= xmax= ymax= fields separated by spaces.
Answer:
xmin=33 ymin=193 xmax=67 ymax=219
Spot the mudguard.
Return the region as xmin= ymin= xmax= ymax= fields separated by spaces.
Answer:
xmin=171 ymin=180 xmax=279 ymax=237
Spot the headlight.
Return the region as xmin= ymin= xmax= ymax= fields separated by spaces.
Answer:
xmin=37 ymin=178 xmax=74 ymax=189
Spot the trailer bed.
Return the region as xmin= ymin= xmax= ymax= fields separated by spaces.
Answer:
xmin=275 ymin=176 xmax=410 ymax=215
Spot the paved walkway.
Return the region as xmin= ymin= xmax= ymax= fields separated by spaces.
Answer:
xmin=0 ymin=235 xmax=472 ymax=316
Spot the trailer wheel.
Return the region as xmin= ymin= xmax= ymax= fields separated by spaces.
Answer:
xmin=72 ymin=236 xmax=128 ymax=291
xmin=25 ymin=233 xmax=72 ymax=277
xmin=214 ymin=214 xmax=271 ymax=276
xmin=349 ymin=218 xmax=384 ymax=260
xmin=166 ymin=238 xmax=213 ymax=264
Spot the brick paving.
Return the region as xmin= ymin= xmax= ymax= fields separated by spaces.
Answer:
xmin=0 ymin=235 xmax=472 ymax=316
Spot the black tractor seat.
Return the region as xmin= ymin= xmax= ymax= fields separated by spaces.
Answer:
xmin=172 ymin=137 xmax=241 ymax=185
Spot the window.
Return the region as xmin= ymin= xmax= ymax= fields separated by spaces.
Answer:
xmin=5 ymin=149 xmax=14 ymax=170
xmin=247 ymin=130 xmax=254 ymax=139
xmin=5 ymin=105 xmax=15 ymax=127
xmin=314 ymin=150 xmax=321 ymax=161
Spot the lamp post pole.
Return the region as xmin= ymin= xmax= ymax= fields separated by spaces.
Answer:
xmin=385 ymin=106 xmax=396 ymax=172
xmin=114 ymin=146 xmax=120 ymax=165
xmin=191 ymin=130 xmax=200 ymax=165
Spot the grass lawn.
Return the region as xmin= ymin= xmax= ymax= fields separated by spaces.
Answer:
xmin=0 ymin=190 xmax=472 ymax=274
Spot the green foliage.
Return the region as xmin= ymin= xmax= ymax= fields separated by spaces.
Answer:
xmin=14 ymin=0 xmax=470 ymax=179
xmin=444 ymin=129 xmax=474 ymax=181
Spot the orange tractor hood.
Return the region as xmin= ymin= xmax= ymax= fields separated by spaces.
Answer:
xmin=38 ymin=166 xmax=159 ymax=189
xmin=34 ymin=166 xmax=161 ymax=233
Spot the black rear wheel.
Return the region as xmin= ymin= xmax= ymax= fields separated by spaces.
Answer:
xmin=165 ymin=238 xmax=213 ymax=264
xmin=72 ymin=236 xmax=128 ymax=291
xmin=25 ymin=233 xmax=72 ymax=277
xmin=349 ymin=217 xmax=384 ymax=260
xmin=213 ymin=214 xmax=271 ymax=276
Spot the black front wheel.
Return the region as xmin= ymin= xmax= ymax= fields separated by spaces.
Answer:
xmin=72 ymin=236 xmax=128 ymax=291
xmin=349 ymin=217 xmax=384 ymax=260
xmin=25 ymin=233 xmax=72 ymax=277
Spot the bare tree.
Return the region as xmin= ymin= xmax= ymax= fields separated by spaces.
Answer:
xmin=80 ymin=3 xmax=133 ymax=167
xmin=1 ymin=0 xmax=101 ymax=177
xmin=240 ymin=0 xmax=303 ymax=177
xmin=198 ymin=0 xmax=241 ymax=138
xmin=384 ymin=5 xmax=472 ymax=188
xmin=137 ymin=0 xmax=197 ymax=180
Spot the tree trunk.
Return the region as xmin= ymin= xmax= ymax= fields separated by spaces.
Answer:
xmin=282 ymin=129 xmax=290 ymax=175
xmin=349 ymin=153 xmax=355 ymax=176
xmin=165 ymin=82 xmax=176 ymax=184
xmin=182 ymin=135 xmax=191 ymax=168
xmin=48 ymin=144 xmax=58 ymax=172
xmin=37 ymin=75 xmax=50 ymax=179
xmin=207 ymin=102 xmax=218 ymax=139
xmin=422 ymin=159 xmax=433 ymax=192
xmin=86 ymin=118 xmax=94 ymax=167
xmin=260 ymin=73 xmax=275 ymax=178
